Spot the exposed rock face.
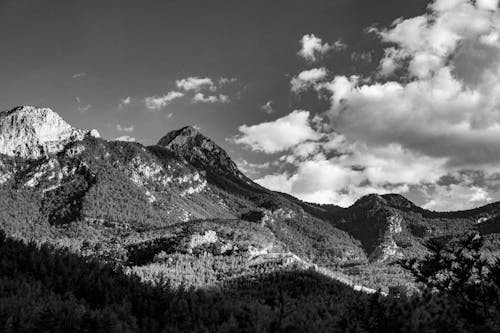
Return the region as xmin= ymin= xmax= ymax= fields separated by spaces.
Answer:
xmin=157 ymin=126 xmax=242 ymax=177
xmin=369 ymin=214 xmax=404 ymax=262
xmin=0 ymin=106 xmax=99 ymax=159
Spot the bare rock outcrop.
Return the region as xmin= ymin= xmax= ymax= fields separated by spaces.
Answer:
xmin=0 ymin=106 xmax=99 ymax=159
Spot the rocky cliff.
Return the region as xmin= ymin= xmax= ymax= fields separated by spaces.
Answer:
xmin=0 ymin=106 xmax=99 ymax=159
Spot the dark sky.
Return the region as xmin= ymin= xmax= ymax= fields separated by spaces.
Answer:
xmin=0 ymin=0 xmax=429 ymax=147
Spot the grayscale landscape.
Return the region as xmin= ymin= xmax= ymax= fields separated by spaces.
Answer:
xmin=1 ymin=0 xmax=500 ymax=332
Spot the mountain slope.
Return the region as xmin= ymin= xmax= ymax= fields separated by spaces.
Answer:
xmin=0 ymin=106 xmax=366 ymax=277
xmin=2 ymin=106 xmax=500 ymax=293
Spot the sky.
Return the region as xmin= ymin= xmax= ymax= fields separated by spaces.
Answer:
xmin=2 ymin=0 xmax=500 ymax=210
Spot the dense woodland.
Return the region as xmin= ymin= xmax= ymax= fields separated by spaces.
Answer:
xmin=0 ymin=230 xmax=499 ymax=332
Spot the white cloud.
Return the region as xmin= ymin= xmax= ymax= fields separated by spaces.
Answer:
xmin=291 ymin=67 xmax=328 ymax=93
xmin=475 ymin=0 xmax=498 ymax=11
xmin=145 ymin=91 xmax=184 ymax=110
xmin=192 ymin=93 xmax=229 ymax=103
xmin=118 ymin=96 xmax=131 ymax=110
xmin=114 ymin=135 xmax=137 ymax=142
xmin=298 ymin=34 xmax=346 ymax=62
xmin=236 ymin=0 xmax=500 ymax=209
xmin=77 ymin=104 xmax=91 ymax=112
xmin=75 ymin=96 xmax=91 ymax=112
xmin=72 ymin=72 xmax=87 ymax=78
xmin=423 ymin=184 xmax=492 ymax=211
xmin=176 ymin=77 xmax=216 ymax=92
xmin=236 ymin=159 xmax=271 ymax=178
xmin=116 ymin=124 xmax=134 ymax=133
xmin=320 ymin=0 xmax=500 ymax=169
xmin=219 ymin=77 xmax=238 ymax=85
xmin=261 ymin=100 xmax=274 ymax=114
xmin=255 ymin=141 xmax=446 ymax=207
xmin=234 ymin=110 xmax=322 ymax=153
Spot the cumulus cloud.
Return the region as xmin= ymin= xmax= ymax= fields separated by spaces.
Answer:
xmin=75 ymin=96 xmax=91 ymax=112
xmin=114 ymin=135 xmax=137 ymax=142
xmin=298 ymin=34 xmax=346 ymax=62
xmin=261 ymin=100 xmax=274 ymax=114
xmin=423 ymin=184 xmax=492 ymax=211
xmin=219 ymin=77 xmax=238 ymax=85
xmin=176 ymin=77 xmax=216 ymax=92
xmin=255 ymin=139 xmax=446 ymax=206
xmin=77 ymin=104 xmax=91 ymax=112
xmin=145 ymin=91 xmax=184 ymax=110
xmin=236 ymin=159 xmax=271 ymax=178
xmin=291 ymin=67 xmax=328 ymax=93
xmin=175 ymin=76 xmax=235 ymax=103
xmin=321 ymin=0 xmax=500 ymax=169
xmin=192 ymin=93 xmax=230 ymax=104
xmin=234 ymin=110 xmax=322 ymax=153
xmin=116 ymin=124 xmax=134 ymax=133
xmin=118 ymin=96 xmax=131 ymax=110
xmin=237 ymin=0 xmax=500 ymax=209
xmin=72 ymin=72 xmax=87 ymax=78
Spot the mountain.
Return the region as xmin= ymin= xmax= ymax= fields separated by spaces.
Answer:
xmin=0 ymin=106 xmax=99 ymax=158
xmin=0 ymin=106 xmax=366 ymax=287
xmin=157 ymin=125 xmax=242 ymax=177
xmin=1 ymin=106 xmax=500 ymax=294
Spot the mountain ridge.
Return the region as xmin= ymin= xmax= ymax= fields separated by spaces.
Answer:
xmin=1 ymin=105 xmax=500 ymax=293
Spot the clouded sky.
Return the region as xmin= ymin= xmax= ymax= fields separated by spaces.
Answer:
xmin=3 ymin=0 xmax=500 ymax=210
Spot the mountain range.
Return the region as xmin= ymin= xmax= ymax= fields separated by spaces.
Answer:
xmin=1 ymin=105 xmax=500 ymax=292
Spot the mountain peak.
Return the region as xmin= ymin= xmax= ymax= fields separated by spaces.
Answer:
xmin=158 ymin=125 xmax=201 ymax=146
xmin=0 ymin=106 xmax=100 ymax=159
xmin=351 ymin=193 xmax=417 ymax=211
xmin=157 ymin=126 xmax=242 ymax=177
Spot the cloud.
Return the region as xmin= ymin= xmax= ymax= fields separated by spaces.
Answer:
xmin=77 ymin=104 xmax=91 ymax=112
xmin=236 ymin=159 xmax=271 ymax=178
xmin=192 ymin=93 xmax=229 ymax=103
xmin=234 ymin=110 xmax=322 ymax=153
xmin=118 ymin=96 xmax=131 ymax=110
xmin=297 ymin=34 xmax=346 ymax=63
xmin=261 ymin=100 xmax=274 ymax=114
xmin=75 ymin=96 xmax=91 ymax=112
xmin=145 ymin=91 xmax=184 ymax=110
xmin=219 ymin=77 xmax=238 ymax=85
xmin=236 ymin=0 xmax=500 ymax=210
xmin=422 ymin=184 xmax=492 ymax=211
xmin=72 ymin=72 xmax=87 ymax=78
xmin=319 ymin=0 xmax=500 ymax=169
xmin=176 ymin=77 xmax=216 ymax=92
xmin=291 ymin=67 xmax=328 ymax=93
xmin=350 ymin=51 xmax=373 ymax=63
xmin=114 ymin=135 xmax=137 ymax=142
xmin=254 ymin=138 xmax=447 ymax=206
xmin=116 ymin=124 xmax=134 ymax=133
xmin=174 ymin=76 xmax=236 ymax=103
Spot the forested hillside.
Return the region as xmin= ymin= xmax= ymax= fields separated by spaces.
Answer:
xmin=1 ymin=230 xmax=500 ymax=332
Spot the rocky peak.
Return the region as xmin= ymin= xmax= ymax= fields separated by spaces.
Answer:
xmin=351 ymin=193 xmax=417 ymax=212
xmin=0 ymin=106 xmax=100 ymax=159
xmin=157 ymin=126 xmax=242 ymax=177
xmin=380 ymin=194 xmax=417 ymax=210
xmin=351 ymin=194 xmax=388 ymax=210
